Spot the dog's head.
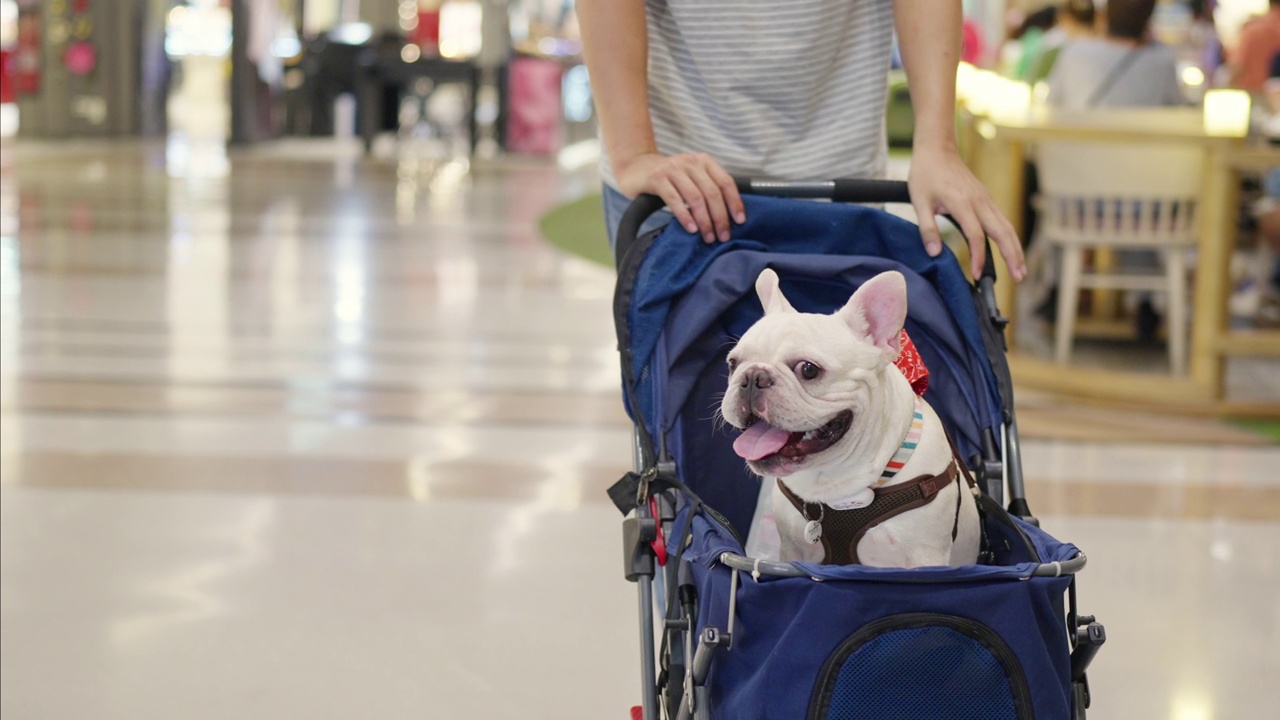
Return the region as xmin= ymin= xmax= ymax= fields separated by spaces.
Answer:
xmin=721 ymin=269 xmax=908 ymax=480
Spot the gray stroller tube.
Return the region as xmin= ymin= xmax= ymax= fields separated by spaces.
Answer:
xmin=717 ymin=551 xmax=1088 ymax=578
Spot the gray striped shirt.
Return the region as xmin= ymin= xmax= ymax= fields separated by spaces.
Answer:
xmin=600 ymin=0 xmax=895 ymax=188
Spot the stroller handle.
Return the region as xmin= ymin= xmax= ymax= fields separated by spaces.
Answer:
xmin=735 ymin=178 xmax=911 ymax=203
xmin=717 ymin=551 xmax=1087 ymax=579
xmin=614 ymin=177 xmax=911 ymax=270
xmin=733 ymin=180 xmax=999 ymax=287
xmin=614 ymin=178 xmax=998 ymax=282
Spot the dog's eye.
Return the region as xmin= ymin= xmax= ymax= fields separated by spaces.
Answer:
xmin=795 ymin=361 xmax=821 ymax=380
xmin=727 ymin=357 xmax=738 ymax=371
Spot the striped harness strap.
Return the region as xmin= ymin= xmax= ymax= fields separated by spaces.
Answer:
xmin=879 ymin=396 xmax=925 ymax=484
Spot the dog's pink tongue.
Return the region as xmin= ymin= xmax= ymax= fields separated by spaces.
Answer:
xmin=733 ymin=421 xmax=792 ymax=460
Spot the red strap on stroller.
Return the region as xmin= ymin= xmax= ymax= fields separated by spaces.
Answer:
xmin=648 ymin=496 xmax=668 ymax=566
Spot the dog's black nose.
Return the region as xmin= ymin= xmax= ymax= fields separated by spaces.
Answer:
xmin=741 ymin=368 xmax=773 ymax=390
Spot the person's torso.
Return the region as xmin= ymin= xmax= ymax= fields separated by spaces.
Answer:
xmin=1049 ymin=39 xmax=1182 ymax=109
xmin=601 ymin=0 xmax=895 ymax=188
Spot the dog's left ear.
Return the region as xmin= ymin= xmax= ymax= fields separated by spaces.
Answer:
xmin=756 ymin=268 xmax=796 ymax=316
xmin=837 ymin=271 xmax=907 ymax=361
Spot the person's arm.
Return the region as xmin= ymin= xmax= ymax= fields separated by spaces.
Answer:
xmin=894 ymin=0 xmax=1026 ymax=281
xmin=578 ymin=0 xmax=743 ymax=242
xmin=1225 ymin=19 xmax=1263 ymax=90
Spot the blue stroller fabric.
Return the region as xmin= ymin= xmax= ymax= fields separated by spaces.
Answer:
xmin=674 ymin=506 xmax=1080 ymax=720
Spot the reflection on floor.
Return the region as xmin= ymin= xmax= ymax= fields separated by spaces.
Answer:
xmin=1 ymin=137 xmax=1277 ymax=720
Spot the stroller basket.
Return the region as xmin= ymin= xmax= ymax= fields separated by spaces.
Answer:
xmin=611 ymin=179 xmax=1104 ymax=720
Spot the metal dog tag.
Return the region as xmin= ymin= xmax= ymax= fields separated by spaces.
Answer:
xmin=804 ymin=520 xmax=823 ymax=545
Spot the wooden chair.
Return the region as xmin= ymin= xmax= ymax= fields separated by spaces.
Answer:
xmin=1035 ymin=141 xmax=1204 ymax=375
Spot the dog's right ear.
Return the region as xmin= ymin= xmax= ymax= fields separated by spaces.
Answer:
xmin=756 ymin=269 xmax=796 ymax=316
xmin=836 ymin=271 xmax=907 ymax=361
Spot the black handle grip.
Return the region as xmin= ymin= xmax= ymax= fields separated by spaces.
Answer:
xmin=730 ymin=178 xmax=911 ymax=204
xmin=615 ymin=193 xmax=669 ymax=270
xmin=979 ymin=237 xmax=999 ymax=282
xmin=831 ymin=179 xmax=912 ymax=204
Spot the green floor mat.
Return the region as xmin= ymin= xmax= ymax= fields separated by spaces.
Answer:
xmin=1228 ymin=419 xmax=1280 ymax=445
xmin=537 ymin=192 xmax=611 ymax=267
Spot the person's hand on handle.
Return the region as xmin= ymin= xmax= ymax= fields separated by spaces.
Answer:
xmin=894 ymin=0 xmax=1026 ymax=282
xmin=907 ymin=146 xmax=1027 ymax=282
xmin=580 ymin=0 xmax=744 ymax=244
xmin=615 ymin=152 xmax=746 ymax=244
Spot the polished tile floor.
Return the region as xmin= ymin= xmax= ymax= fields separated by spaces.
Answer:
xmin=2 ymin=135 xmax=1279 ymax=720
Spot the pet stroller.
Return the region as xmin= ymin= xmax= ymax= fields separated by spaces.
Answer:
xmin=608 ymin=180 xmax=1106 ymax=720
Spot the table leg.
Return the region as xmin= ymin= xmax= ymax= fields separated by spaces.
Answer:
xmin=469 ymin=66 xmax=480 ymax=156
xmin=1189 ymin=148 xmax=1237 ymax=399
xmin=358 ymin=69 xmax=379 ymax=155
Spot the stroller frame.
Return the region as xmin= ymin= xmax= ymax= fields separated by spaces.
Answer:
xmin=611 ymin=179 xmax=1106 ymax=720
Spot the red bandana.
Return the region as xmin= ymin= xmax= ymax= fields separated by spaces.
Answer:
xmin=894 ymin=330 xmax=929 ymax=396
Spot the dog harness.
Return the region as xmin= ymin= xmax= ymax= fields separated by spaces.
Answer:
xmin=776 ymin=399 xmax=977 ymax=565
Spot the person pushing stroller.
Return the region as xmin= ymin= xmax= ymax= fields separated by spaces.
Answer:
xmin=578 ymin=0 xmax=1026 ymax=283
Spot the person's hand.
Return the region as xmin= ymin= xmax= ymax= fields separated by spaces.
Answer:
xmin=907 ymin=146 xmax=1027 ymax=282
xmin=615 ymin=152 xmax=746 ymax=243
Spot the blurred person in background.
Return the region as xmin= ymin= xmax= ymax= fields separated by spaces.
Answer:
xmin=1245 ymin=53 xmax=1280 ymax=326
xmin=1182 ymin=0 xmax=1224 ymax=83
xmin=1021 ymin=0 xmax=1098 ymax=83
xmin=1002 ymin=2 xmax=1061 ymax=81
xmin=1047 ymin=0 xmax=1184 ymax=108
xmin=1254 ymin=175 xmax=1280 ymax=326
xmin=579 ymin=0 xmax=1027 ymax=283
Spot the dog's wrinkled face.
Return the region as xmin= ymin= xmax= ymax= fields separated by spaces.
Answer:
xmin=721 ymin=269 xmax=907 ymax=478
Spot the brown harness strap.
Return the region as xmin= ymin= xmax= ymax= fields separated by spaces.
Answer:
xmin=778 ymin=452 xmax=976 ymax=565
xmin=949 ymin=439 xmax=979 ymax=541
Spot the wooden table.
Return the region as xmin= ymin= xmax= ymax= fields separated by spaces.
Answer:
xmin=961 ymin=107 xmax=1280 ymax=415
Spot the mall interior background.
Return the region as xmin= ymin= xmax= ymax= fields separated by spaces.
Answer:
xmin=1 ymin=1 xmax=1279 ymax=719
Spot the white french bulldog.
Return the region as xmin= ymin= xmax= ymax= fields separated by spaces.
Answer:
xmin=720 ymin=269 xmax=980 ymax=568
